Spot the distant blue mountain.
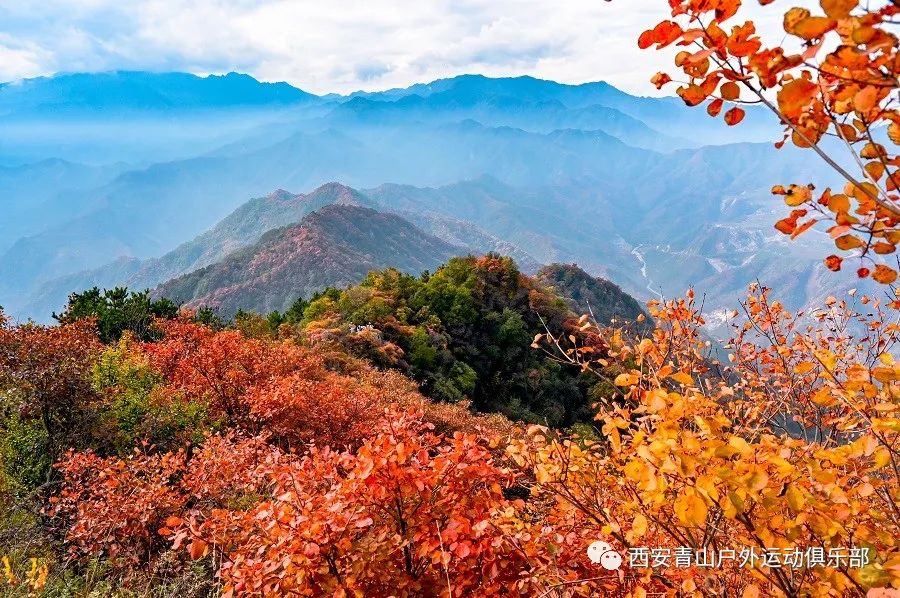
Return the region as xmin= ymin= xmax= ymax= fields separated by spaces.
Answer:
xmin=354 ymin=74 xmax=776 ymax=144
xmin=353 ymin=74 xmax=625 ymax=105
xmin=0 ymin=158 xmax=127 ymax=252
xmin=0 ymin=71 xmax=318 ymax=116
xmin=328 ymin=93 xmax=693 ymax=152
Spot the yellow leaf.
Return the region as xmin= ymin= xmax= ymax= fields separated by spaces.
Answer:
xmin=647 ymin=389 xmax=667 ymax=412
xmin=670 ymin=371 xmax=693 ymax=385
xmin=728 ymin=491 xmax=746 ymax=515
xmin=872 ymin=367 xmax=898 ymax=383
xmin=785 ymin=485 xmax=805 ymax=512
xmin=794 ymin=361 xmax=816 ymax=374
xmin=815 ymin=349 xmax=837 ymax=371
xmin=631 ymin=513 xmax=648 ymax=539
xmin=728 ymin=435 xmax=752 ymax=456
xmin=624 ymin=459 xmax=648 ymax=482
xmin=674 ymin=493 xmax=708 ymax=527
xmin=874 ymin=447 xmax=891 ymax=469
xmin=615 ymin=372 xmax=640 ymax=386
xmin=783 ymin=184 xmax=812 ymax=206
xmin=746 ymin=470 xmax=770 ymax=492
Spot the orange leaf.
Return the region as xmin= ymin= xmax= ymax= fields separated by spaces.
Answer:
xmin=873 ymin=242 xmax=896 ymax=255
xmin=707 ymin=98 xmax=724 ymax=117
xmin=873 ymin=265 xmax=898 ymax=284
xmin=670 ymin=371 xmax=693 ymax=385
xmin=821 ymin=0 xmax=858 ymax=19
xmin=791 ymin=16 xmax=836 ymax=40
xmin=775 ymin=217 xmax=796 ymax=235
xmin=865 ymin=161 xmax=886 ymax=181
xmin=724 ymin=107 xmax=745 ymax=126
xmin=835 ymin=234 xmax=864 ymax=250
xmin=888 ymin=122 xmax=900 ymax=145
xmin=189 ymin=539 xmax=208 ymax=560
xmin=777 ymin=79 xmax=818 ymax=120
xmin=720 ymin=81 xmax=740 ymax=101
xmin=791 ymin=218 xmax=817 ymax=239
xmin=854 ymin=86 xmax=879 ymax=113
xmin=677 ymin=84 xmax=707 ymax=107
xmin=784 ymin=7 xmax=812 ymax=33
xmin=651 ymin=72 xmax=672 ymax=89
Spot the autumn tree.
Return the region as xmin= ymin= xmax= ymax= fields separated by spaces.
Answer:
xmin=143 ymin=318 xmax=326 ymax=428
xmin=48 ymin=317 xmax=528 ymax=590
xmin=168 ymin=409 xmax=533 ymax=597
xmin=526 ymin=287 xmax=900 ymax=596
xmin=636 ymin=0 xmax=898 ymax=281
xmin=0 ymin=318 xmax=101 ymax=490
xmin=51 ymin=434 xmax=277 ymax=570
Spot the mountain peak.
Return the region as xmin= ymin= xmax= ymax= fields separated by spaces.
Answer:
xmin=266 ymin=189 xmax=298 ymax=201
xmin=305 ymin=182 xmax=372 ymax=207
xmin=155 ymin=205 xmax=463 ymax=316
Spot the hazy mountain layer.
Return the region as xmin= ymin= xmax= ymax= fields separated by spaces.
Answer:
xmin=154 ymin=204 xmax=464 ymax=317
xmin=18 ymin=183 xmax=372 ymax=320
xmin=353 ymin=74 xmax=776 ymax=144
xmin=0 ymin=71 xmax=857 ymax=333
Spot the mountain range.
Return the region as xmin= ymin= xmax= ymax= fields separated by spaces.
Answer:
xmin=0 ymin=70 xmax=857 ymax=335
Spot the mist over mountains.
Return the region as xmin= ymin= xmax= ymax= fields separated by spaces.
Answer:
xmin=0 ymin=70 xmax=855 ymax=333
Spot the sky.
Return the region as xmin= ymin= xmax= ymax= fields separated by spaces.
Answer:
xmin=0 ymin=0 xmax=817 ymax=96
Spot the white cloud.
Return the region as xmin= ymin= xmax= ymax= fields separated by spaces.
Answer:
xmin=0 ymin=0 xmax=818 ymax=94
xmin=0 ymin=35 xmax=48 ymax=81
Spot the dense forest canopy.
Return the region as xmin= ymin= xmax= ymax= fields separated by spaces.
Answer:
xmin=293 ymin=256 xmax=607 ymax=426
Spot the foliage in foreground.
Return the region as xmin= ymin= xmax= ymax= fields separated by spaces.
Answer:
xmin=4 ymin=277 xmax=900 ymax=596
xmin=526 ymin=286 xmax=900 ymax=596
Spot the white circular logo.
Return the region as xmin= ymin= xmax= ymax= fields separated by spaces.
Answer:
xmin=587 ymin=540 xmax=622 ymax=570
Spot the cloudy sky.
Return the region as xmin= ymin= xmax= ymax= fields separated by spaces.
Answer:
xmin=0 ymin=0 xmax=814 ymax=95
